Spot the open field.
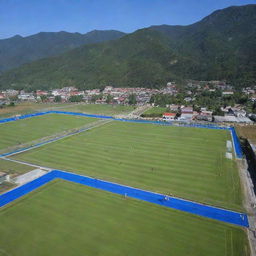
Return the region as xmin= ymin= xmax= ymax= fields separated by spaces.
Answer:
xmin=0 ymin=159 xmax=34 ymax=193
xmin=0 ymin=114 xmax=96 ymax=151
xmin=0 ymin=180 xmax=249 ymax=256
xmin=141 ymin=106 xmax=167 ymax=117
xmin=56 ymin=104 xmax=135 ymax=115
xmin=0 ymin=159 xmax=34 ymax=176
xmin=0 ymin=102 xmax=46 ymax=118
xmin=13 ymin=121 xmax=243 ymax=210
xmin=236 ymin=125 xmax=256 ymax=144
xmin=0 ymin=182 xmax=15 ymax=193
xmin=0 ymin=102 xmax=73 ymax=119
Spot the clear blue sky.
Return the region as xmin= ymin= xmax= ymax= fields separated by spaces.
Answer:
xmin=1 ymin=0 xmax=255 ymax=39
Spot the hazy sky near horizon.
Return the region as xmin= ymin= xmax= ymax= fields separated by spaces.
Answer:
xmin=1 ymin=0 xmax=255 ymax=39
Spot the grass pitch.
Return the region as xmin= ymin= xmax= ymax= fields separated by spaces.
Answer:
xmin=0 ymin=114 xmax=96 ymax=151
xmin=13 ymin=121 xmax=243 ymax=210
xmin=57 ymin=104 xmax=135 ymax=115
xmin=0 ymin=180 xmax=249 ymax=256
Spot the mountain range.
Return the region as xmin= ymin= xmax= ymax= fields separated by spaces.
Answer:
xmin=0 ymin=4 xmax=255 ymax=90
xmin=0 ymin=30 xmax=125 ymax=72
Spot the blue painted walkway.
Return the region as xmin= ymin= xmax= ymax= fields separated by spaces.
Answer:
xmin=0 ymin=170 xmax=249 ymax=228
xmin=0 ymin=110 xmax=243 ymax=158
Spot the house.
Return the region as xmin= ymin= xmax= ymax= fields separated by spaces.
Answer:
xmin=103 ymin=86 xmax=113 ymax=93
xmin=167 ymin=104 xmax=180 ymax=112
xmin=95 ymin=99 xmax=106 ymax=104
xmin=233 ymin=109 xmax=247 ymax=118
xmin=5 ymin=89 xmax=19 ymax=97
xmin=214 ymin=115 xmax=253 ymax=123
xmin=250 ymin=94 xmax=256 ymax=102
xmin=0 ymin=93 xmax=5 ymax=100
xmin=52 ymin=89 xmax=61 ymax=96
xmin=180 ymin=106 xmax=194 ymax=120
xmin=181 ymin=106 xmax=193 ymax=113
xmin=222 ymin=91 xmax=234 ymax=96
xmin=221 ymin=106 xmax=232 ymax=114
xmin=196 ymin=110 xmax=213 ymax=121
xmin=184 ymin=97 xmax=192 ymax=102
xmin=36 ymin=90 xmax=48 ymax=96
xmin=18 ymin=93 xmax=35 ymax=101
xmin=201 ymin=110 xmax=213 ymax=116
xmin=163 ymin=113 xmax=176 ymax=121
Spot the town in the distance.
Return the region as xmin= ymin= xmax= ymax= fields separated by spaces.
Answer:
xmin=1 ymin=80 xmax=256 ymax=124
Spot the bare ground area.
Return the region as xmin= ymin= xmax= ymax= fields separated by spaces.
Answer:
xmin=237 ymin=159 xmax=256 ymax=256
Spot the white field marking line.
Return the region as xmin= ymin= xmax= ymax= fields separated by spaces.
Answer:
xmin=0 ymin=157 xmax=52 ymax=171
xmin=2 ymin=119 xmax=112 ymax=157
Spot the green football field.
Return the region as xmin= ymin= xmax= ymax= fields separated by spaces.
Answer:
xmin=13 ymin=121 xmax=243 ymax=211
xmin=57 ymin=104 xmax=135 ymax=115
xmin=0 ymin=180 xmax=249 ymax=256
xmin=0 ymin=114 xmax=96 ymax=151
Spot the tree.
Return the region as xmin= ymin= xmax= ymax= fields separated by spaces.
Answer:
xmin=54 ymin=95 xmax=62 ymax=102
xmin=69 ymin=95 xmax=83 ymax=102
xmin=40 ymin=95 xmax=47 ymax=102
xmin=252 ymin=102 xmax=256 ymax=114
xmin=128 ymin=94 xmax=137 ymax=105
xmin=212 ymin=106 xmax=224 ymax=116
xmin=106 ymin=94 xmax=114 ymax=104
xmin=90 ymin=94 xmax=102 ymax=103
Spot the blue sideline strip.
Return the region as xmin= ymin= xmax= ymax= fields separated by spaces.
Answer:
xmin=0 ymin=170 xmax=249 ymax=228
xmin=0 ymin=171 xmax=55 ymax=207
xmin=0 ymin=110 xmax=243 ymax=158
xmin=229 ymin=127 xmax=243 ymax=158
xmin=0 ymin=111 xmax=50 ymax=124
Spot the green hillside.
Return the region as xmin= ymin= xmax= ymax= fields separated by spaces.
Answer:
xmin=0 ymin=30 xmax=125 ymax=72
xmin=0 ymin=4 xmax=255 ymax=90
xmin=151 ymin=4 xmax=256 ymax=86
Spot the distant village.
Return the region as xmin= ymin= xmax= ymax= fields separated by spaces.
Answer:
xmin=0 ymin=80 xmax=256 ymax=124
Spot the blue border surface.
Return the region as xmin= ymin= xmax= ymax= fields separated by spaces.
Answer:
xmin=0 ymin=110 xmax=243 ymax=158
xmin=0 ymin=170 xmax=249 ymax=228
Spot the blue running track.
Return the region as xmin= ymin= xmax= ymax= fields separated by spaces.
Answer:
xmin=0 ymin=110 xmax=243 ymax=158
xmin=0 ymin=170 xmax=249 ymax=228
